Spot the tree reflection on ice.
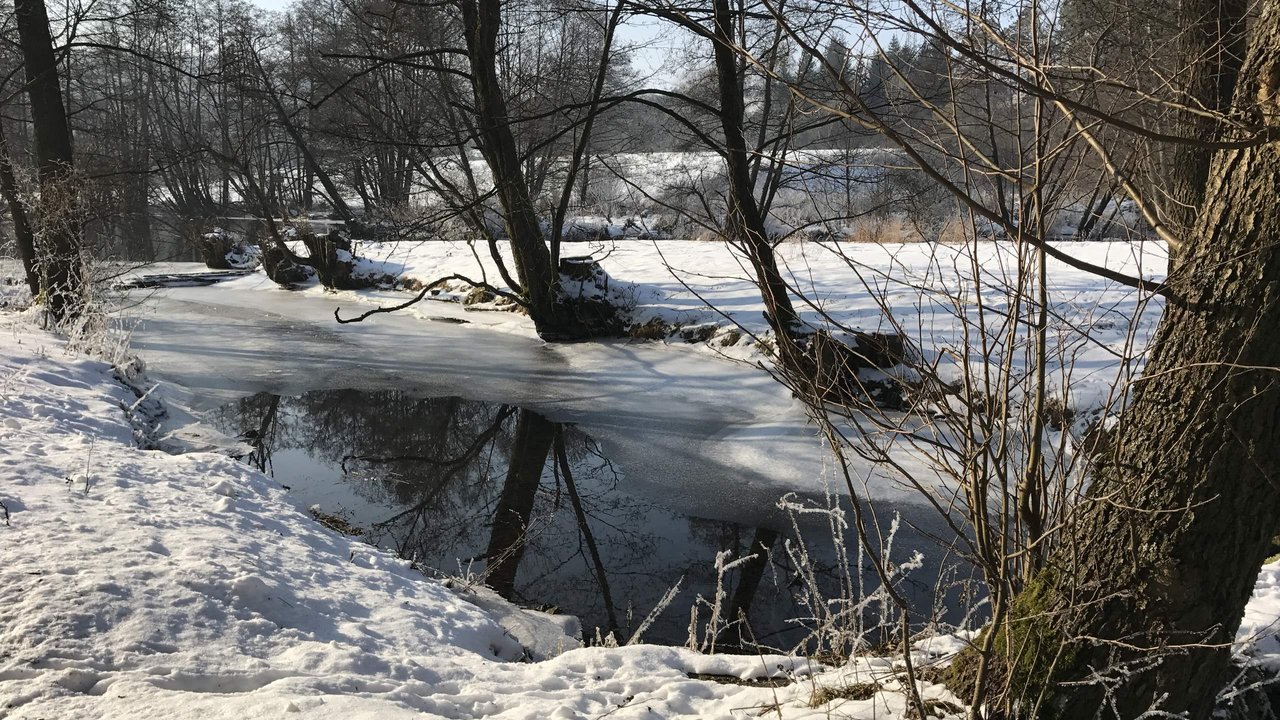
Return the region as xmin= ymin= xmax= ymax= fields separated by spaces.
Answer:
xmin=215 ymin=389 xmax=908 ymax=651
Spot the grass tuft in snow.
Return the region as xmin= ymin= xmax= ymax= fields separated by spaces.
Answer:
xmin=809 ymin=681 xmax=879 ymax=706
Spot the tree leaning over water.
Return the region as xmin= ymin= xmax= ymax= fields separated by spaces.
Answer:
xmin=984 ymin=4 xmax=1280 ymax=711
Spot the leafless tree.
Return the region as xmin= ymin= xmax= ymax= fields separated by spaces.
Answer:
xmin=690 ymin=0 xmax=1280 ymax=713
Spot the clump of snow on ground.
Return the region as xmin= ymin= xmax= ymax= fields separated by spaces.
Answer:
xmin=1239 ymin=564 xmax=1280 ymax=670
xmin=0 ymin=260 xmax=32 ymax=310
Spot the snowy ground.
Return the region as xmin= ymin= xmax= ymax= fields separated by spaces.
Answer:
xmin=0 ymin=314 xmax=972 ymax=719
xmin=5 ymin=236 xmax=1280 ymax=717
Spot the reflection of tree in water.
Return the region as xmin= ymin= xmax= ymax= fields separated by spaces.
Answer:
xmin=222 ymin=393 xmax=282 ymax=474
xmin=348 ymin=402 xmax=667 ymax=639
xmin=214 ymin=392 xmax=661 ymax=634
xmin=682 ymin=518 xmax=785 ymax=648
xmin=213 ymin=390 xmax=844 ymax=647
xmin=215 ymin=390 xmax=514 ymax=531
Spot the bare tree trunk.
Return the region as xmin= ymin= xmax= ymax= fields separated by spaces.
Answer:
xmin=968 ymin=7 xmax=1280 ymax=715
xmin=458 ymin=0 xmax=570 ymax=339
xmin=249 ymin=47 xmax=357 ymax=227
xmin=14 ymin=0 xmax=82 ymax=320
xmin=708 ymin=0 xmax=803 ymax=341
xmin=133 ymin=85 xmax=157 ymax=262
xmin=550 ymin=0 xmax=624 ymax=272
xmin=1163 ymin=0 xmax=1247 ymax=269
xmin=0 ymin=121 xmax=39 ymax=297
xmin=484 ymin=409 xmax=555 ymax=597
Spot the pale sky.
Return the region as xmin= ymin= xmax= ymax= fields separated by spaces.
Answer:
xmin=242 ymin=0 xmax=680 ymax=83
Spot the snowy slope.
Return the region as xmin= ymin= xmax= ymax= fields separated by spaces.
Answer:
xmin=0 ymin=315 xmax=971 ymax=719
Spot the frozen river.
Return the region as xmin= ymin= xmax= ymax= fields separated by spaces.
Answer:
xmin=124 ymin=267 xmax=965 ymax=645
xmin=127 ymin=268 xmax=828 ymax=525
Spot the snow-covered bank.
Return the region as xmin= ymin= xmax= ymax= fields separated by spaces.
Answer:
xmin=218 ymin=238 xmax=1168 ymax=415
xmin=5 ymin=290 xmax=1280 ymax=716
xmin=0 ymin=315 xmax=973 ymax=718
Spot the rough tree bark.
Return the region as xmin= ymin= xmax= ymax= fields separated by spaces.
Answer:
xmin=965 ymin=5 xmax=1280 ymax=715
xmin=14 ymin=0 xmax=83 ymax=320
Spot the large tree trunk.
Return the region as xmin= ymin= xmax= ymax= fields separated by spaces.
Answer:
xmin=14 ymin=0 xmax=82 ymax=320
xmin=979 ymin=6 xmax=1280 ymax=716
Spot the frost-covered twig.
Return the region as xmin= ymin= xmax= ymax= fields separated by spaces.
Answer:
xmin=0 ymin=365 xmax=28 ymax=403
xmin=628 ymin=577 xmax=683 ymax=646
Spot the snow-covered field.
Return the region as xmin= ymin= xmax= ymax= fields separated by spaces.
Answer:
xmin=290 ymin=237 xmax=1167 ymax=415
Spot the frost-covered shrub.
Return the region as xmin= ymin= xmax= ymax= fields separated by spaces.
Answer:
xmin=0 ymin=264 xmax=33 ymax=310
